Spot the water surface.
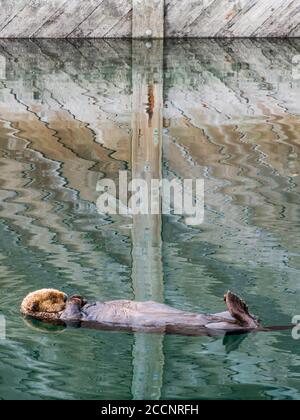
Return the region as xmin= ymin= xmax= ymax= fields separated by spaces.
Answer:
xmin=0 ymin=39 xmax=300 ymax=400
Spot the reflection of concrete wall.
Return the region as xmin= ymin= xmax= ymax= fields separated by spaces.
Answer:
xmin=0 ymin=40 xmax=132 ymax=299
xmin=0 ymin=39 xmax=299 ymax=313
xmin=163 ymin=39 xmax=300 ymax=320
xmin=0 ymin=39 xmax=132 ymax=193
xmin=0 ymin=1 xmax=299 ymax=38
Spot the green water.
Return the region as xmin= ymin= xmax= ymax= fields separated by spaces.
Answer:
xmin=0 ymin=39 xmax=300 ymax=400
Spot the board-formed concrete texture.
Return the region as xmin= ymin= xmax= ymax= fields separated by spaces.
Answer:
xmin=0 ymin=0 xmax=299 ymax=38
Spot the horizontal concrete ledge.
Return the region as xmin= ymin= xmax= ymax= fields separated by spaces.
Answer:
xmin=0 ymin=0 xmax=299 ymax=38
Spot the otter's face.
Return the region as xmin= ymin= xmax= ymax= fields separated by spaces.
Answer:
xmin=21 ymin=289 xmax=68 ymax=318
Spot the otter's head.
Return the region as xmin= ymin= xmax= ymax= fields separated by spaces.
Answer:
xmin=21 ymin=289 xmax=68 ymax=321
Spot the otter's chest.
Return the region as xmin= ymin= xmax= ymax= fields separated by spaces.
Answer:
xmin=81 ymin=301 xmax=139 ymax=325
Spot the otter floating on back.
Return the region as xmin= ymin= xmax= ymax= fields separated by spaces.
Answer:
xmin=21 ymin=290 xmax=262 ymax=335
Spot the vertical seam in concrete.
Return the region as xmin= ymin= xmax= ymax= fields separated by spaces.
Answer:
xmin=132 ymin=0 xmax=164 ymax=39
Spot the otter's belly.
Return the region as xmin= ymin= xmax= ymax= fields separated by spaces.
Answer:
xmin=81 ymin=301 xmax=215 ymax=328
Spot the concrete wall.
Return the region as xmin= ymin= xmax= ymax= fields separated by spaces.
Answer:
xmin=0 ymin=0 xmax=299 ymax=38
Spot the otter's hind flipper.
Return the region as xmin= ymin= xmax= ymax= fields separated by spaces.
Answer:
xmin=224 ymin=291 xmax=259 ymax=329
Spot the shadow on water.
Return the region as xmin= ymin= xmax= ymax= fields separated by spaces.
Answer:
xmin=0 ymin=38 xmax=300 ymax=399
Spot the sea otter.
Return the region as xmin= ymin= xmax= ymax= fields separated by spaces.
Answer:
xmin=21 ymin=289 xmax=261 ymax=334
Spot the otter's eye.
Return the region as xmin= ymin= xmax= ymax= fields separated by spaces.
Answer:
xmin=31 ymin=302 xmax=39 ymax=312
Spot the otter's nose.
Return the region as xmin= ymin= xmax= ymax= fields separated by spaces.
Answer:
xmin=63 ymin=294 xmax=68 ymax=303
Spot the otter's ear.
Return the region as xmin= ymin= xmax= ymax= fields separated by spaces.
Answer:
xmin=30 ymin=301 xmax=39 ymax=312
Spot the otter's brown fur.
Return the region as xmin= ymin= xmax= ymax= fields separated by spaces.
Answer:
xmin=21 ymin=289 xmax=67 ymax=321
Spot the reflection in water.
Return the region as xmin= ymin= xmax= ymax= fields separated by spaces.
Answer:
xmin=0 ymin=39 xmax=300 ymax=400
xmin=131 ymin=40 xmax=164 ymax=400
